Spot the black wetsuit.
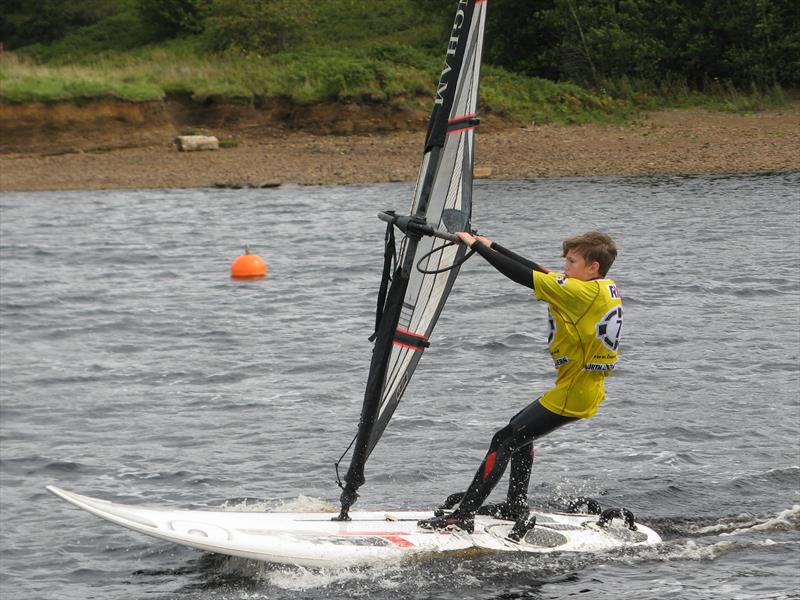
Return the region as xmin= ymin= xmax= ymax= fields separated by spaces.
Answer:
xmin=452 ymin=241 xmax=577 ymax=516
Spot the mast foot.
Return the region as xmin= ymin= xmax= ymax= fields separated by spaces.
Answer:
xmin=333 ymin=484 xmax=359 ymax=521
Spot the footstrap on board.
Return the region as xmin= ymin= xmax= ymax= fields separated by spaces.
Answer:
xmin=434 ymin=491 xmax=466 ymax=517
xmin=566 ymin=496 xmax=603 ymax=515
xmin=507 ymin=513 xmax=536 ymax=542
xmin=596 ymin=507 xmax=637 ymax=531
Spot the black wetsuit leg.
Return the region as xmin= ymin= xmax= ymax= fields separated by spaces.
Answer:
xmin=506 ymin=442 xmax=534 ymax=508
xmin=456 ymin=399 xmax=578 ymax=516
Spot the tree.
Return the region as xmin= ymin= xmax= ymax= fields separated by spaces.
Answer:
xmin=137 ymin=0 xmax=206 ymax=40
xmin=480 ymin=0 xmax=800 ymax=89
xmin=0 ymin=0 xmax=119 ymax=49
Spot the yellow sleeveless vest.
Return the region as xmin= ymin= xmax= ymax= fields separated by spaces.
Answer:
xmin=532 ymin=271 xmax=622 ymax=418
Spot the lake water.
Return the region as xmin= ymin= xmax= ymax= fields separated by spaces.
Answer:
xmin=1 ymin=173 xmax=798 ymax=600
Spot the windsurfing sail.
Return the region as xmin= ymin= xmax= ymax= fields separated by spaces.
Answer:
xmin=336 ymin=0 xmax=487 ymax=520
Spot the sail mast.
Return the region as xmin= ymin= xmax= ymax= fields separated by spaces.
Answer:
xmin=336 ymin=0 xmax=485 ymax=520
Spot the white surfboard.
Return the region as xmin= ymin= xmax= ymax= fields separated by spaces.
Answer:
xmin=47 ymin=485 xmax=661 ymax=567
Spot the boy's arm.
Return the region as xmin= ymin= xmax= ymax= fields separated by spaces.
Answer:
xmin=489 ymin=241 xmax=550 ymax=274
xmin=470 ymin=241 xmax=535 ymax=289
xmin=473 ymin=235 xmax=550 ymax=273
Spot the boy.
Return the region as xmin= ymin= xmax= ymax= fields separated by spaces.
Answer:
xmin=418 ymin=231 xmax=622 ymax=533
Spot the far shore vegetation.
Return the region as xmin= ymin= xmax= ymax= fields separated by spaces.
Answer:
xmin=1 ymin=0 xmax=797 ymax=125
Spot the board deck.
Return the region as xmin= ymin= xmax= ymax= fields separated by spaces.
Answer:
xmin=48 ymin=485 xmax=661 ymax=567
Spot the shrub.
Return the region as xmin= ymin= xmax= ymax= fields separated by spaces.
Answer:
xmin=137 ymin=0 xmax=206 ymax=40
xmin=203 ymin=0 xmax=312 ymax=55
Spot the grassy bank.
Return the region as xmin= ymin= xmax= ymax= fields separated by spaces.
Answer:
xmin=2 ymin=47 xmax=792 ymax=127
xmin=1 ymin=45 xmax=644 ymax=125
xmin=1 ymin=0 xmax=794 ymax=125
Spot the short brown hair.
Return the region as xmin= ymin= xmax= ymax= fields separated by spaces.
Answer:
xmin=562 ymin=231 xmax=617 ymax=276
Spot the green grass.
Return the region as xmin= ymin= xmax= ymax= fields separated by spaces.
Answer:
xmin=599 ymin=74 xmax=793 ymax=113
xmin=1 ymin=46 xmax=641 ymax=124
xmin=482 ymin=67 xmax=637 ymax=124
xmin=0 ymin=54 xmax=164 ymax=102
xmin=304 ymin=0 xmax=445 ymax=49
xmin=1 ymin=40 xmax=440 ymax=104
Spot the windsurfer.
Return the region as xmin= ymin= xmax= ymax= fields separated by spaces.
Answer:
xmin=418 ymin=231 xmax=622 ymax=533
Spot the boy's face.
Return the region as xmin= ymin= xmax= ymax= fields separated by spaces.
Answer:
xmin=563 ymin=249 xmax=601 ymax=281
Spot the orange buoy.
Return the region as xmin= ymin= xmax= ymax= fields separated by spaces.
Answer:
xmin=231 ymin=245 xmax=268 ymax=279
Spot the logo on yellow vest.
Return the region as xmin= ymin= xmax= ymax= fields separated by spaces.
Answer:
xmin=595 ymin=306 xmax=623 ymax=351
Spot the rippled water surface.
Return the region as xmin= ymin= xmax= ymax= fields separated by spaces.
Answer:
xmin=1 ymin=174 xmax=799 ymax=599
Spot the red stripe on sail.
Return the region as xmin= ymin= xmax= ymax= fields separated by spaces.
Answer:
xmin=449 ymin=113 xmax=477 ymax=122
xmin=393 ymin=341 xmax=423 ymax=351
xmin=396 ymin=328 xmax=428 ymax=339
xmin=394 ymin=327 xmax=429 ymax=351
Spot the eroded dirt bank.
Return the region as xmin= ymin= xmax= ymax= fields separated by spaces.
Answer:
xmin=1 ymin=100 xmax=798 ymax=192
